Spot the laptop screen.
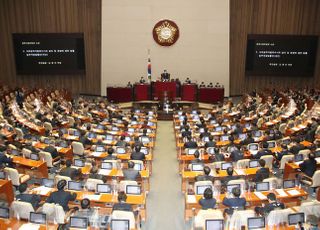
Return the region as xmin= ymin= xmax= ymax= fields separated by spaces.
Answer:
xmin=126 ymin=185 xmax=141 ymax=195
xmin=111 ymin=219 xmax=129 ymax=230
xmin=140 ymin=147 xmax=148 ymax=155
xmin=88 ymin=133 xmax=96 ymax=138
xmin=249 ymin=144 xmax=258 ymax=151
xmin=191 ymin=164 xmax=204 ymax=171
xmin=68 ymin=181 xmax=82 ymax=191
xmin=116 ymin=147 xmax=126 ymax=154
xmin=221 ymin=135 xmax=229 ymax=141
xmin=70 ymin=216 xmax=88 ymax=229
xmin=96 ymin=146 xmax=105 ymax=152
xmin=112 ymin=127 xmax=119 ymax=131
xmin=248 ymin=217 xmax=265 ymax=229
xmin=44 ymin=138 xmax=50 ymax=144
xmin=254 ymin=131 xmax=262 ymax=137
xmin=74 ymin=130 xmax=80 ymax=136
xmin=221 ymin=162 xmax=233 ymax=170
xmin=294 ymin=154 xmax=304 ymax=162
xmin=245 ymin=123 xmax=251 ymax=128
xmin=196 ymin=185 xmax=212 ymax=195
xmin=256 ymin=182 xmax=269 ymax=192
xmin=267 ymin=141 xmax=276 ymax=148
xmin=30 ymin=153 xmax=39 ymax=161
xmin=0 ymin=171 xmax=6 ymax=180
xmin=124 ymin=136 xmax=131 ymax=142
xmin=11 ymin=149 xmax=20 ymax=156
xmin=97 ymin=125 xmax=105 ymax=130
xmin=282 ymin=138 xmax=291 ymax=145
xmin=205 ymin=219 xmax=224 ymax=230
xmin=105 ymin=135 xmax=113 ymax=141
xmin=227 ymin=184 xmax=241 ymax=194
xmin=187 ymin=148 xmax=197 ymax=155
xmin=283 ymin=179 xmax=295 ymax=189
xmin=41 ymin=178 xmax=54 ymax=188
xmin=97 ymin=184 xmax=111 ymax=193
xmin=0 ymin=207 xmax=9 ymax=219
xmin=30 ymin=212 xmax=46 ymax=225
xmin=249 ymin=160 xmax=259 ymax=168
xmin=215 ymin=126 xmax=222 ymax=131
xmin=60 ymin=141 xmax=68 ymax=148
xmin=288 ymin=213 xmax=305 ymax=225
xmin=238 ymin=133 xmax=246 ymax=140
xmin=74 ymin=159 xmax=85 ymax=167
xmin=140 ymin=136 xmax=150 ymax=143
xmin=128 ymin=128 xmax=135 ymax=133
xmin=203 ymin=136 xmax=210 ymax=142
xmin=101 ymin=162 xmax=113 ymax=170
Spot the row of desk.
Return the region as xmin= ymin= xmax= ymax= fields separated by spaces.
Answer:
xmin=107 ymin=82 xmax=224 ymax=103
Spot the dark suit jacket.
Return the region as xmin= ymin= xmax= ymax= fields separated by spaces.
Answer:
xmin=46 ymin=190 xmax=76 ymax=211
xmin=222 ymin=197 xmax=246 ymax=208
xmin=115 ymin=141 xmax=129 ymax=147
xmin=44 ymin=145 xmax=59 ymax=159
xmin=161 ymin=72 xmax=170 ymax=81
xmin=199 ymin=198 xmax=216 ymax=210
xmin=289 ymin=144 xmax=305 ymax=155
xmin=79 ymin=136 xmax=92 ymax=146
xmin=253 ymin=149 xmax=272 ymax=159
xmin=112 ymin=202 xmax=133 ymax=212
xmin=123 ymin=168 xmax=140 ymax=181
xmin=205 ymin=141 xmax=216 ymax=148
xmin=230 ymin=150 xmax=244 ymax=162
xmin=262 ymin=201 xmax=285 ymax=215
xmin=195 ymin=175 xmax=214 ymax=182
xmin=0 ymin=153 xmax=13 ymax=167
xmin=130 ymin=151 xmax=145 ymax=161
xmin=184 ymin=141 xmax=198 ymax=148
xmin=59 ymin=167 xmax=79 ymax=180
xmin=255 ymin=167 xmax=270 ymax=182
xmin=16 ymin=193 xmax=41 ymax=209
xmin=300 ymin=159 xmax=317 ymax=177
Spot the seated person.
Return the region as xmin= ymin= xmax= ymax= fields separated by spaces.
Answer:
xmin=253 ymin=142 xmax=272 ymax=159
xmin=132 ymin=136 xmax=143 ymax=149
xmin=207 ymin=82 xmax=213 ymax=88
xmin=191 ymin=151 xmax=202 ymax=164
xmin=46 ymin=180 xmax=77 ymax=211
xmin=130 ymin=145 xmax=145 ymax=161
xmin=185 ymin=78 xmax=191 ymax=84
xmin=221 ymin=167 xmax=240 ymax=187
xmin=59 ymin=159 xmax=81 ymax=180
xmin=123 ymin=161 xmax=140 ymax=181
xmin=204 ymin=135 xmax=216 ymax=148
xmin=0 ymin=150 xmax=13 ymax=168
xmin=199 ymin=127 xmax=210 ymax=139
xmin=74 ymin=198 xmax=97 ymax=225
xmin=184 ymin=135 xmax=198 ymax=148
xmin=104 ymin=147 xmax=117 ymax=160
xmin=89 ymin=167 xmax=107 ymax=182
xmin=112 ymin=191 xmax=133 ymax=212
xmin=139 ymin=76 xmax=145 ymax=83
xmin=195 ymin=166 xmax=214 ymax=182
xmin=254 ymin=159 xmax=270 ymax=182
xmin=215 ymin=82 xmax=221 ymax=88
xmin=199 ymin=82 xmax=206 ymax=88
xmin=79 ymin=130 xmax=92 ymax=147
xmin=289 ymin=139 xmax=305 ymax=155
xmin=115 ymin=135 xmax=129 ymax=147
xmin=213 ymin=148 xmax=225 ymax=162
xmin=222 ymin=187 xmax=246 ymax=214
xmin=16 ymin=183 xmax=41 ymax=210
xmin=300 ymin=153 xmax=317 ymax=177
xmin=199 ymin=188 xmax=216 ymax=210
xmin=230 ymin=146 xmax=244 ymax=162
xmin=275 ymin=144 xmax=289 ymax=161
xmin=181 ymin=126 xmax=192 ymax=138
xmin=254 ymin=193 xmax=285 ymax=216
xmin=44 ymin=144 xmax=59 ymax=159
xmin=161 ymin=70 xmax=170 ymax=81
xmin=242 ymin=132 xmax=254 ymax=145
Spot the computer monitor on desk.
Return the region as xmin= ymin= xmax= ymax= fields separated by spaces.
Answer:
xmin=97 ymin=184 xmax=111 ymax=194
xmin=221 ymin=162 xmax=233 ymax=170
xmin=126 ymin=185 xmax=141 ymax=195
xmin=288 ymin=213 xmax=305 ymax=225
xmin=101 ymin=162 xmax=113 ymax=170
xmin=249 ymin=160 xmax=259 ymax=168
xmin=30 ymin=153 xmax=40 ymax=161
xmin=0 ymin=171 xmax=6 ymax=179
xmin=247 ymin=217 xmax=265 ymax=229
xmin=111 ymin=219 xmax=129 ymax=230
xmin=70 ymin=216 xmax=88 ymax=229
xmin=255 ymin=182 xmax=269 ymax=192
xmin=283 ymin=179 xmax=295 ymax=189
xmin=74 ymin=159 xmax=85 ymax=167
xmin=41 ymin=178 xmax=54 ymax=188
xmin=116 ymin=147 xmax=126 ymax=154
xmin=95 ymin=145 xmax=105 ymax=152
xmin=0 ymin=207 xmax=9 ymax=219
xmin=226 ymin=184 xmax=241 ymax=194
xmin=191 ymin=163 xmax=204 ymax=171
xmin=205 ymin=219 xmax=224 ymax=230
xmin=196 ymin=185 xmax=212 ymax=195
xmin=30 ymin=212 xmax=47 ymax=225
xmin=68 ymin=181 xmax=82 ymax=191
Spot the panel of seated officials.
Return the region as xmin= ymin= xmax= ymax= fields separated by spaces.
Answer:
xmin=0 ymin=89 xmax=159 ymax=229
xmin=173 ymin=88 xmax=320 ymax=229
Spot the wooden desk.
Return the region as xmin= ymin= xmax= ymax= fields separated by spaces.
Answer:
xmin=12 ymin=156 xmax=48 ymax=178
xmin=0 ymin=180 xmax=14 ymax=204
xmin=0 ymin=219 xmax=57 ymax=230
xmin=33 ymin=142 xmax=73 ymax=160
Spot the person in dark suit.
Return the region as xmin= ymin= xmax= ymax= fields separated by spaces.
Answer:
xmin=46 ymin=180 xmax=77 ymax=211
xmin=275 ymin=144 xmax=290 ymax=161
xmin=253 ymin=142 xmax=272 ymax=159
xmin=115 ymin=135 xmax=129 ymax=147
xmin=123 ymin=161 xmax=140 ymax=181
xmin=74 ymin=198 xmax=96 ymax=224
xmin=0 ymin=151 xmax=13 ymax=168
xmin=213 ymin=148 xmax=225 ymax=162
xmin=132 ymin=136 xmax=143 ymax=149
xmin=191 ymin=151 xmax=203 ymax=164
xmin=59 ymin=159 xmax=81 ymax=180
xmin=204 ymin=135 xmax=216 ymax=148
xmin=104 ymin=147 xmax=117 ymax=160
xmin=89 ymin=167 xmax=107 ymax=182
xmin=242 ymin=132 xmax=254 ymax=145
xmin=112 ymin=191 xmax=133 ymax=212
xmin=300 ymin=153 xmax=317 ymax=177
xmin=230 ymin=146 xmax=244 ymax=162
xmin=221 ymin=167 xmax=240 ymax=187
xmin=222 ymin=187 xmax=246 ymax=215
xmin=289 ymin=140 xmax=305 ymax=155
xmin=161 ymin=70 xmax=170 ymax=82
xmin=181 ymin=126 xmax=192 ymax=138
xmin=195 ymin=166 xmax=214 ymax=182
xmin=255 ymin=192 xmax=284 ymax=216
xmin=16 ymin=183 xmax=41 ymax=210
xmin=198 ymin=188 xmax=216 ymax=210
xmin=79 ymin=130 xmax=92 ymax=147
xmin=184 ymin=135 xmax=198 ymax=149
xmin=44 ymin=145 xmax=59 ymax=159
xmin=255 ymin=159 xmax=270 ymax=182
xmin=130 ymin=145 xmax=145 ymax=161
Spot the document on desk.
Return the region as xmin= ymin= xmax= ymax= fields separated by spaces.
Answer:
xmin=254 ymin=192 xmax=267 ymax=200
xmin=187 ymin=195 xmax=197 ymax=203
xmin=98 ymin=169 xmax=111 ymax=175
xmin=56 ymin=147 xmax=62 ymax=151
xmin=275 ymin=189 xmax=288 ymax=197
xmin=286 ymin=189 xmax=300 ymax=196
xmin=32 ymin=186 xmax=53 ymax=195
xmin=84 ymin=194 xmax=101 ymax=201
xmin=234 ymin=169 xmax=245 ymax=175
xmin=92 ymin=152 xmax=103 ymax=157
xmin=19 ymin=223 xmax=40 ymax=230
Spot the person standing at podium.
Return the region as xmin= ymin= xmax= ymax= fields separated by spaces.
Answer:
xmin=161 ymin=70 xmax=170 ymax=81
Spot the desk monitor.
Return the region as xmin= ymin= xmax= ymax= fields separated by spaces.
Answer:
xmin=126 ymin=185 xmax=141 ymax=195
xmin=88 ymin=133 xmax=96 ymax=138
xmin=248 ymin=217 xmax=265 ymax=229
xmin=186 ymin=148 xmax=198 ymax=155
xmin=238 ymin=133 xmax=247 ymax=140
xmin=227 ymin=184 xmax=241 ymax=194
xmin=41 ymin=178 xmax=54 ymax=188
xmin=288 ymin=213 xmax=305 ymax=225
xmin=124 ymin=136 xmax=131 ymax=142
xmin=30 ymin=153 xmax=40 ymax=161
xmin=267 ymin=141 xmax=276 ymax=148
xmin=68 ymin=181 xmax=82 ymax=191
xmin=248 ymin=144 xmax=259 ymax=151
xmin=70 ymin=216 xmax=88 ymax=229
xmin=105 ymin=135 xmax=114 ymax=141
xmin=215 ymin=126 xmax=222 ymax=131
xmin=177 ymin=111 xmax=183 ymax=115
xmin=128 ymin=128 xmax=135 ymax=133
xmin=205 ymin=219 xmax=224 ymax=230
xmin=96 ymin=184 xmax=111 ymax=194
xmin=134 ymin=163 xmax=142 ymax=171
xmin=294 ymin=154 xmax=304 ymax=162
xmin=111 ymin=219 xmax=130 ymax=230
xmin=191 ymin=163 xmax=204 ymax=171
xmin=74 ymin=130 xmax=81 ymax=136
xmin=282 ymin=138 xmax=291 ymax=145
xmin=199 ymin=128 xmax=205 ymax=133
xmin=116 ymin=147 xmax=126 ymax=154
xmin=141 ymin=147 xmax=149 ymax=155
xmin=140 ymin=136 xmax=150 ymax=144
xmin=59 ymin=141 xmax=68 ymax=148
xmin=0 ymin=207 xmax=9 ymax=219
xmin=112 ymin=127 xmax=119 ymax=131
xmin=74 ymin=159 xmax=85 ymax=167
xmin=223 ymin=118 xmax=229 ymax=123
xmin=30 ymin=212 xmax=46 ymax=225
xmin=0 ymin=171 xmax=6 ymax=179
xmin=44 ymin=138 xmax=51 ymax=144
xmin=249 ymin=160 xmax=259 ymax=168
xmin=95 ymin=145 xmax=105 ymax=152
xmin=147 ymin=122 xmax=154 ymax=127
xmin=11 ymin=149 xmax=20 ymax=156
xmin=97 ymin=124 xmax=105 ymax=130
xmin=256 ymin=182 xmax=269 ymax=192
xmin=101 ymin=162 xmax=113 ymax=170
xmin=283 ymin=179 xmax=295 ymax=189
xmin=221 ymin=162 xmax=233 ymax=170
xmin=61 ymin=129 xmax=67 ymax=134
xmin=196 ymin=185 xmax=212 ymax=195
xmin=210 ymin=120 xmax=217 ymax=124
xmin=254 ymin=131 xmax=262 ymax=137
xmin=221 ymin=135 xmax=229 ymax=141
xmin=203 ymin=136 xmax=210 ymax=142
xmin=245 ymin=123 xmax=251 ymax=128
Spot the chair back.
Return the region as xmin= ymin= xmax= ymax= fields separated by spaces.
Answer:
xmin=298 ymin=149 xmax=311 ymax=160
xmin=15 ymin=128 xmax=24 ymax=139
xmin=194 ymin=209 xmax=223 ymax=229
xmin=22 ymin=148 xmax=32 ymax=158
xmin=227 ymin=179 xmax=246 ymax=193
xmin=228 ymin=210 xmax=255 ymax=230
xmin=39 ymin=151 xmax=53 ymax=167
xmin=267 ymin=208 xmax=293 ymax=227
xmin=236 ymin=159 xmax=250 ymax=169
xmin=54 ymin=204 xmax=66 ymax=224
xmin=279 ymin=154 xmax=294 ymax=170
xmin=11 ymin=201 xmax=35 ymax=220
xmin=119 ymin=180 xmax=138 ymax=192
xmin=311 ymin=170 xmax=320 ymax=188
xmin=44 ymin=122 xmax=53 ymax=132
xmin=67 ymin=116 xmax=75 ymax=127
xmin=85 ymin=178 xmax=104 ymax=191
xmin=72 ymin=141 xmax=84 ymax=156
xmin=42 ymin=203 xmax=55 ymax=223
xmin=299 ymin=201 xmax=320 ymax=218
xmin=103 ymin=160 xmax=120 ymax=169
xmin=111 ymin=210 xmax=135 ymax=230
xmin=260 ymin=155 xmax=274 ymax=169
xmin=279 ymin=123 xmax=286 ymax=134
xmin=4 ymin=167 xmax=20 ymax=186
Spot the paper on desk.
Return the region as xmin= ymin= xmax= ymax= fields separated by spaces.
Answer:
xmin=254 ymin=192 xmax=267 ymax=200
xmin=56 ymin=147 xmax=62 ymax=151
xmin=98 ymin=169 xmax=111 ymax=175
xmin=32 ymin=186 xmax=53 ymax=195
xmin=295 ymin=161 xmax=303 ymax=165
xmin=292 ymin=127 xmax=300 ymax=131
xmin=187 ymin=195 xmax=197 ymax=203
xmin=83 ymin=194 xmax=101 ymax=201
xmin=287 ymin=189 xmax=300 ymax=196
xmin=275 ymin=189 xmax=288 ymax=197
xmin=19 ymin=223 xmax=40 ymax=230
xmin=91 ymin=152 xmax=103 ymax=157
xmin=234 ymin=169 xmax=245 ymax=175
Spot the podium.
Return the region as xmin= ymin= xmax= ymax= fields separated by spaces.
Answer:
xmin=152 ymin=81 xmax=177 ymax=100
xmin=134 ymin=84 xmax=151 ymax=101
xmin=181 ymin=84 xmax=197 ymax=101
xmin=107 ymin=87 xmax=133 ymax=102
xmin=198 ymin=88 xmax=224 ymax=103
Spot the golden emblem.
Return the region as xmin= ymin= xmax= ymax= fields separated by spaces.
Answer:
xmin=153 ymin=19 xmax=179 ymax=46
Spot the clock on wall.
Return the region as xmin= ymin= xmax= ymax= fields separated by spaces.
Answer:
xmin=152 ymin=19 xmax=179 ymax=46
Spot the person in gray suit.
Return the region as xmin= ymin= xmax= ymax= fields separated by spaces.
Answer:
xmin=16 ymin=183 xmax=41 ymax=210
xmin=123 ymin=161 xmax=140 ymax=181
xmin=112 ymin=191 xmax=133 ymax=212
xmin=59 ymin=159 xmax=81 ymax=180
xmin=195 ymin=166 xmax=214 ymax=182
